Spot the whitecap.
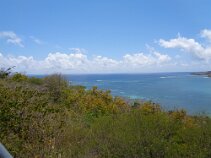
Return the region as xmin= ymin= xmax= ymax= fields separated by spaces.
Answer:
xmin=160 ymin=76 xmax=177 ymax=79
xmin=110 ymin=80 xmax=140 ymax=83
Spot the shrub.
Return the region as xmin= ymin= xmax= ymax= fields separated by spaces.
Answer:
xmin=139 ymin=101 xmax=162 ymax=114
xmin=10 ymin=73 xmax=28 ymax=82
xmin=85 ymin=110 xmax=211 ymax=158
xmin=43 ymin=74 xmax=69 ymax=102
xmin=0 ymin=73 xmax=211 ymax=158
xmin=0 ymin=81 xmax=67 ymax=157
xmin=28 ymin=77 xmax=43 ymax=85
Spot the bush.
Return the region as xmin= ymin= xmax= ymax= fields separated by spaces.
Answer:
xmin=0 ymin=81 xmax=67 ymax=157
xmin=10 ymin=73 xmax=28 ymax=82
xmin=43 ymin=74 xmax=69 ymax=102
xmin=85 ymin=111 xmax=211 ymax=157
xmin=0 ymin=73 xmax=211 ymax=158
xmin=28 ymin=77 xmax=43 ymax=85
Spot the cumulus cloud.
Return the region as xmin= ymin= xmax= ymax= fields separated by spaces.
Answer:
xmin=92 ymin=56 xmax=119 ymax=71
xmin=0 ymin=31 xmax=24 ymax=47
xmin=0 ymin=50 xmax=171 ymax=74
xmin=123 ymin=52 xmax=171 ymax=66
xmin=44 ymin=52 xmax=88 ymax=70
xmin=159 ymin=31 xmax=211 ymax=61
xmin=201 ymin=29 xmax=211 ymax=41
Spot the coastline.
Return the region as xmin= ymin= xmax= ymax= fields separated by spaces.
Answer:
xmin=191 ymin=71 xmax=211 ymax=77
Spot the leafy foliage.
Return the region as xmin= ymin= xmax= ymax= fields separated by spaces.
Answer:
xmin=0 ymin=71 xmax=211 ymax=157
xmin=10 ymin=73 xmax=28 ymax=82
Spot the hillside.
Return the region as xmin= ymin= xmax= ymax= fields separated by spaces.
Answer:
xmin=0 ymin=70 xmax=211 ymax=157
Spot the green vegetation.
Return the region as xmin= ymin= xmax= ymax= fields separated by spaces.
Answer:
xmin=0 ymin=68 xmax=211 ymax=157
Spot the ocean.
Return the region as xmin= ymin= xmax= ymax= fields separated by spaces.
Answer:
xmin=66 ymin=72 xmax=211 ymax=114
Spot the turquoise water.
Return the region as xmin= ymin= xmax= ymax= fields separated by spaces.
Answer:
xmin=67 ymin=73 xmax=211 ymax=114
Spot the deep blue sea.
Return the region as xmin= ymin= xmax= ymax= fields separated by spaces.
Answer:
xmin=65 ymin=72 xmax=211 ymax=114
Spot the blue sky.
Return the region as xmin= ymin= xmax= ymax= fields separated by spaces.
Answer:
xmin=0 ymin=0 xmax=211 ymax=74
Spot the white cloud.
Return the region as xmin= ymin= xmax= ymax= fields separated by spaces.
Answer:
xmin=201 ymin=29 xmax=211 ymax=41
xmin=69 ymin=48 xmax=86 ymax=54
xmin=123 ymin=52 xmax=171 ymax=66
xmin=159 ymin=32 xmax=211 ymax=61
xmin=0 ymin=50 xmax=172 ymax=74
xmin=0 ymin=31 xmax=24 ymax=47
xmin=30 ymin=36 xmax=44 ymax=45
xmin=44 ymin=52 xmax=88 ymax=70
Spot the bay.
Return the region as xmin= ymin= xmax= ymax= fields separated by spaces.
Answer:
xmin=66 ymin=72 xmax=211 ymax=114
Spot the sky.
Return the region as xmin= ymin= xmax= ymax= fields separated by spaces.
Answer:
xmin=0 ymin=0 xmax=211 ymax=74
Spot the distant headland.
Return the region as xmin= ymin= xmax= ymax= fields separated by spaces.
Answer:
xmin=191 ymin=71 xmax=211 ymax=77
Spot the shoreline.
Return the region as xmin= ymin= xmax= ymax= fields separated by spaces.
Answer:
xmin=191 ymin=71 xmax=211 ymax=77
